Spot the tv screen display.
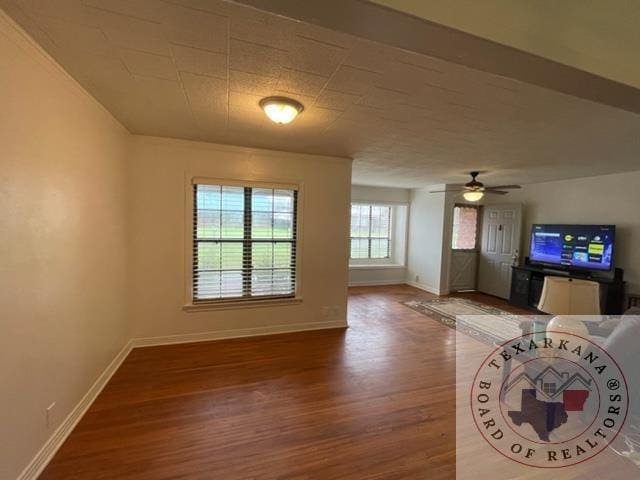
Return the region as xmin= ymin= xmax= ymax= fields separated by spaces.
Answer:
xmin=529 ymin=224 xmax=615 ymax=271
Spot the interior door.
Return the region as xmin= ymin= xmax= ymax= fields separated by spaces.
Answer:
xmin=478 ymin=204 xmax=522 ymax=299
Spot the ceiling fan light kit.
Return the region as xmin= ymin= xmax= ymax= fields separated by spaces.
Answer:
xmin=430 ymin=171 xmax=521 ymax=201
xmin=463 ymin=190 xmax=484 ymax=202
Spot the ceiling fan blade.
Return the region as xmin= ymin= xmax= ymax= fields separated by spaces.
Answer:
xmin=485 ymin=185 xmax=521 ymax=190
xmin=484 ymin=190 xmax=509 ymax=195
xmin=429 ymin=189 xmax=466 ymax=193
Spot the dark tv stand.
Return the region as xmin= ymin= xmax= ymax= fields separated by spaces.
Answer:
xmin=539 ymin=267 xmax=594 ymax=279
xmin=509 ymin=264 xmax=625 ymax=314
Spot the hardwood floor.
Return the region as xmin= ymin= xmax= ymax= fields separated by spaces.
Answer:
xmin=39 ymin=286 xmax=530 ymax=479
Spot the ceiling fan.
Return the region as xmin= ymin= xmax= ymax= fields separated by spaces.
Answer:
xmin=430 ymin=171 xmax=521 ymax=202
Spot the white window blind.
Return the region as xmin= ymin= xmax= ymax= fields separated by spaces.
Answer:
xmin=350 ymin=204 xmax=392 ymax=259
xmin=192 ymin=183 xmax=297 ymax=302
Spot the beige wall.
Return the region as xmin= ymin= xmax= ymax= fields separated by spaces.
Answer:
xmin=128 ymin=136 xmax=352 ymax=340
xmin=406 ymin=187 xmax=447 ymax=293
xmin=0 ymin=12 xmax=130 ymax=480
xmin=485 ymin=171 xmax=640 ymax=294
xmin=349 ymin=265 xmax=406 ymax=287
xmin=351 ymin=185 xmax=410 ymax=205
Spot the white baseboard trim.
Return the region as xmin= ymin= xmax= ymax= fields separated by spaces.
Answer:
xmin=131 ymin=320 xmax=348 ymax=348
xmin=348 ymin=280 xmax=404 ymax=287
xmin=404 ymin=280 xmax=448 ymax=296
xmin=18 ymin=340 xmax=133 ymax=480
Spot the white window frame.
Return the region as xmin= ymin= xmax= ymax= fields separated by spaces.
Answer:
xmin=349 ymin=203 xmax=399 ymax=266
xmin=183 ymin=177 xmax=304 ymax=311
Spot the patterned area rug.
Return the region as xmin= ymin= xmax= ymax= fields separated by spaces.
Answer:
xmin=402 ymin=297 xmax=522 ymax=345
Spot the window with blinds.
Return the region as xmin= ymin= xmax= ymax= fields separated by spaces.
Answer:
xmin=350 ymin=204 xmax=392 ymax=259
xmin=192 ymin=183 xmax=297 ymax=302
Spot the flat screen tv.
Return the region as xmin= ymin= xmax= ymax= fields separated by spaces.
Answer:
xmin=529 ymin=224 xmax=615 ymax=272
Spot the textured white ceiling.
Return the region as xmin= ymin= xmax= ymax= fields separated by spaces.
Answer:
xmin=2 ymin=0 xmax=640 ymax=187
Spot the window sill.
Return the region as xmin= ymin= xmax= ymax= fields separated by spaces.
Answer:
xmin=183 ymin=297 xmax=303 ymax=313
xmin=349 ymin=264 xmax=406 ymax=270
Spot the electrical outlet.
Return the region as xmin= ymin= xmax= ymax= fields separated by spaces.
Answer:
xmin=321 ymin=306 xmax=332 ymax=318
xmin=415 ymin=275 xmax=420 ymax=282
xmin=46 ymin=402 xmax=56 ymax=428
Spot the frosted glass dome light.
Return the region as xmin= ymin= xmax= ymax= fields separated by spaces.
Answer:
xmin=260 ymin=96 xmax=304 ymax=124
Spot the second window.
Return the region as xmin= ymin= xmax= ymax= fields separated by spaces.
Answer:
xmin=350 ymin=204 xmax=392 ymax=259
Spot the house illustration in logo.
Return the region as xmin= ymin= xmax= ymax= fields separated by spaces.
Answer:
xmin=504 ymin=366 xmax=593 ymax=441
xmin=505 ymin=365 xmax=592 ymax=408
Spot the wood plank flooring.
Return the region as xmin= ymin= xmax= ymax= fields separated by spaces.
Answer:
xmin=38 ymin=286 xmax=533 ymax=479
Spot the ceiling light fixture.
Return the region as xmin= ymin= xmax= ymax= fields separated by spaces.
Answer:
xmin=259 ymin=96 xmax=304 ymax=124
xmin=463 ymin=190 xmax=484 ymax=202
